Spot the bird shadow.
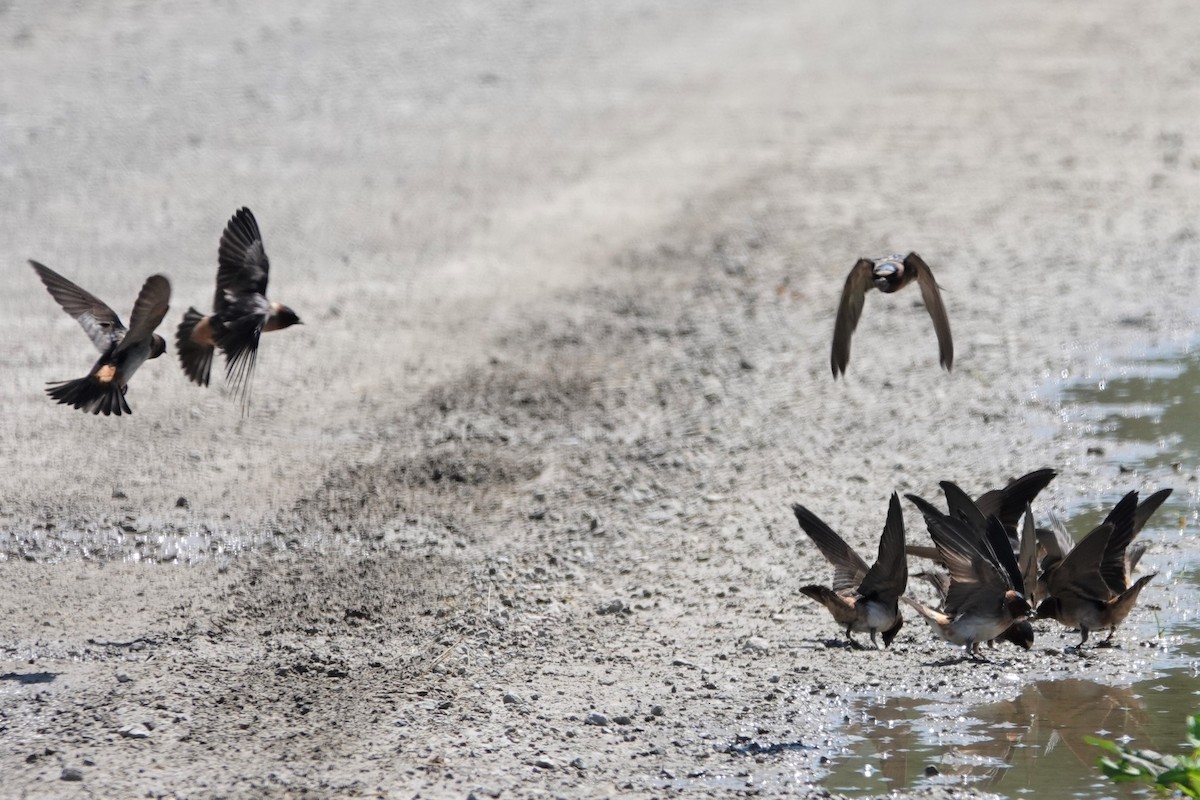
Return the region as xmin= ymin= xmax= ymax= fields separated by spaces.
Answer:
xmin=816 ymin=638 xmax=870 ymax=651
xmin=724 ymin=739 xmax=815 ymax=757
xmin=920 ymin=655 xmax=1012 ymax=667
xmin=0 ymin=671 xmax=57 ymax=685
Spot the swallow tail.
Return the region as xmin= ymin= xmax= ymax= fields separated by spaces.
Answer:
xmin=46 ymin=374 xmax=131 ymax=416
xmin=176 ymin=307 xmax=215 ymax=387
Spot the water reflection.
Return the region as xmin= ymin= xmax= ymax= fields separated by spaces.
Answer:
xmin=828 ymin=678 xmax=1162 ymax=797
xmin=823 ymin=336 xmax=1200 ymax=798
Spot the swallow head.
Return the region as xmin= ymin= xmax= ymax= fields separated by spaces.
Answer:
xmin=1003 ymin=620 xmax=1035 ymax=650
xmin=1035 ymin=596 xmax=1060 ymax=622
xmin=881 ymin=614 xmax=903 ymax=648
xmin=269 ymin=303 xmax=303 ymax=330
xmin=871 ymin=257 xmax=905 ymax=291
xmin=150 ymin=334 xmax=168 ymax=359
xmin=1004 ymin=590 xmax=1032 ymax=620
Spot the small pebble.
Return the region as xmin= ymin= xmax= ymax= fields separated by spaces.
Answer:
xmin=61 ymin=768 xmax=84 ymax=782
xmin=585 ymin=712 xmax=608 ymax=726
xmin=503 ymin=692 xmax=523 ymax=705
xmin=650 ymin=705 xmax=664 ymax=717
xmin=612 ymin=714 xmax=632 ymax=725
xmin=596 ymin=599 xmax=628 ymax=616
xmin=118 ymin=724 xmax=151 ymax=739
xmin=175 ymin=496 xmax=190 ymax=509
xmin=743 ymin=637 xmax=770 ymax=653
xmin=116 ymin=673 xmax=131 ymax=683
xmin=924 ymin=765 xmax=940 ymax=777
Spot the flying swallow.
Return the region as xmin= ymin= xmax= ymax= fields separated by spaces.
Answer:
xmin=792 ymin=493 xmax=908 ymax=649
xmin=176 ymin=207 xmax=302 ymax=411
xmin=1037 ymin=490 xmax=1167 ymax=646
xmin=903 ymin=513 xmax=1031 ymax=660
xmin=30 ymin=261 xmax=170 ymax=416
xmin=830 ymin=251 xmax=952 ymax=377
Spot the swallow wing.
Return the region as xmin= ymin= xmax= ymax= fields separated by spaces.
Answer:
xmin=1019 ymin=504 xmax=1038 ymax=602
xmin=927 ymin=514 xmax=1011 ymax=617
xmin=214 ymin=207 xmax=270 ymax=313
xmin=975 ymin=469 xmax=1057 ymax=535
xmin=905 ymin=252 xmax=953 ymax=371
xmin=1045 ymin=522 xmax=1114 ymax=601
xmin=1134 ymin=488 xmax=1172 ymax=534
xmin=940 ymin=480 xmax=988 ymax=535
xmin=792 ymin=503 xmax=870 ymax=592
xmin=30 ymin=260 xmax=125 ymax=351
xmin=1039 ymin=511 xmax=1075 ymax=570
xmin=1098 ymin=491 xmax=1139 ymax=594
xmin=985 ymin=514 xmax=1026 ymax=595
xmin=905 ymin=492 xmax=948 ymax=522
xmin=830 ymin=258 xmax=874 ymax=377
xmin=116 ymin=274 xmax=171 ymax=353
xmin=858 ymin=493 xmax=908 ymax=602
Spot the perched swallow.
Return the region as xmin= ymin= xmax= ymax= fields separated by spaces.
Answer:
xmin=792 ymin=493 xmax=908 ymax=648
xmin=1037 ymin=490 xmax=1166 ymax=646
xmin=830 ymin=251 xmax=952 ymax=377
xmin=902 ymin=489 xmax=1036 ymax=642
xmin=30 ymin=261 xmax=170 ymax=416
xmin=176 ymin=207 xmax=302 ymax=411
xmin=903 ymin=512 xmax=1031 ymax=660
xmin=914 ymin=567 xmax=1033 ymax=651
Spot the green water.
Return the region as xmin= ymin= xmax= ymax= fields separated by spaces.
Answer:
xmin=823 ymin=338 xmax=1200 ymax=797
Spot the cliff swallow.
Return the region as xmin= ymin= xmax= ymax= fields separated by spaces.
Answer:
xmin=914 ymin=565 xmax=1033 ymax=651
xmin=903 ymin=513 xmax=1031 ymax=660
xmin=1037 ymin=490 xmax=1167 ymax=646
xmin=176 ymin=207 xmax=302 ymax=411
xmin=831 ymin=251 xmax=952 ymax=377
xmin=792 ymin=493 xmax=908 ymax=648
xmin=1036 ymin=488 xmax=1170 ymax=606
xmin=30 ymin=261 xmax=170 ymax=416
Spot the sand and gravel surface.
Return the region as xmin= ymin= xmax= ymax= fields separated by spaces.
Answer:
xmin=1 ymin=1 xmax=1199 ymax=798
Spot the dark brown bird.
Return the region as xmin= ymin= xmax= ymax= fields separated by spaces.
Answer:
xmin=831 ymin=251 xmax=952 ymax=377
xmin=793 ymin=493 xmax=908 ymax=648
xmin=30 ymin=260 xmax=170 ymax=416
xmin=912 ymin=504 xmax=1038 ymax=653
xmin=1037 ymin=490 xmax=1164 ymax=646
xmin=903 ymin=512 xmax=1031 ymax=661
xmin=176 ymin=207 xmax=302 ymax=412
xmin=1036 ymin=488 xmax=1170 ymax=605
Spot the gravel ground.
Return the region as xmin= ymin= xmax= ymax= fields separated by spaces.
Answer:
xmin=1 ymin=1 xmax=1198 ymax=798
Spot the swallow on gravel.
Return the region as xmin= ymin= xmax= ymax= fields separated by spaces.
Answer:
xmin=912 ymin=505 xmax=1038 ymax=653
xmin=1037 ymin=490 xmax=1166 ymax=646
xmin=1036 ymin=488 xmax=1170 ymax=605
xmin=902 ymin=513 xmax=1031 ymax=661
xmin=176 ymin=207 xmax=302 ymax=411
xmin=30 ymin=260 xmax=170 ymax=416
xmin=792 ymin=493 xmax=908 ymax=649
xmin=830 ymin=251 xmax=952 ymax=377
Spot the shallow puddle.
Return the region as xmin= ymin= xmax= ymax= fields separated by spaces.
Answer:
xmin=823 ymin=335 xmax=1200 ymax=797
